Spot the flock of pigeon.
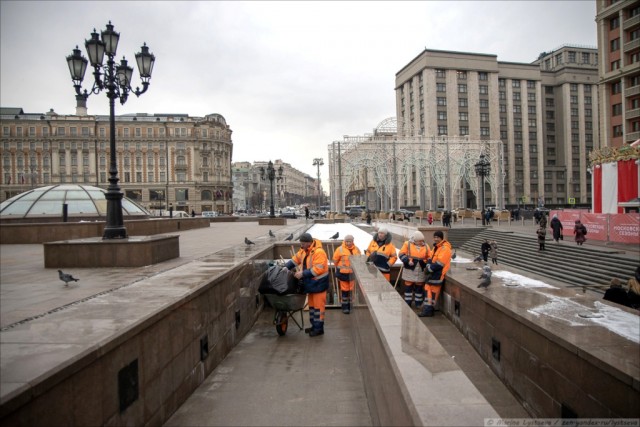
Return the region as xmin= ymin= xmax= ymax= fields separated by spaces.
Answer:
xmin=244 ymin=231 xmax=339 ymax=246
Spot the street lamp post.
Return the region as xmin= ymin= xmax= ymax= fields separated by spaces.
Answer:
xmin=312 ymin=158 xmax=323 ymax=208
xmin=66 ymin=21 xmax=155 ymax=239
xmin=474 ymin=154 xmax=491 ymax=225
xmin=260 ymin=161 xmax=283 ymax=218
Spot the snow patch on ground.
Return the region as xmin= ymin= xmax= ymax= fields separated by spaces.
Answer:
xmin=527 ymin=294 xmax=639 ymax=343
xmin=493 ymin=270 xmax=558 ymax=289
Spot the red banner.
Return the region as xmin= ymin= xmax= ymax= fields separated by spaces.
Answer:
xmin=580 ymin=213 xmax=609 ymax=242
xmin=608 ymin=213 xmax=640 ymax=244
xmin=550 ymin=210 xmax=582 ymax=237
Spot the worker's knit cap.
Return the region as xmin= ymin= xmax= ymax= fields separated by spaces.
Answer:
xmin=412 ymin=231 xmax=425 ymax=242
xmin=433 ymin=231 xmax=444 ymax=239
xmin=299 ymin=233 xmax=313 ymax=242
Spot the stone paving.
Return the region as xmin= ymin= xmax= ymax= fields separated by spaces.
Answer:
xmin=1 ymin=217 xmax=636 ymax=425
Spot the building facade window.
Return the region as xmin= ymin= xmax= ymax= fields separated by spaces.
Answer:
xmin=613 ymin=125 xmax=623 ymax=137
xmin=459 ymin=98 xmax=468 ymax=107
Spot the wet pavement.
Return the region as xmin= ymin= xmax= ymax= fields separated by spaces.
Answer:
xmin=1 ymin=217 xmax=636 ymax=425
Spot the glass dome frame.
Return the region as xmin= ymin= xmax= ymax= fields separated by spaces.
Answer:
xmin=0 ymin=185 xmax=150 ymax=219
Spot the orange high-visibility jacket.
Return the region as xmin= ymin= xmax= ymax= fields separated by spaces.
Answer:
xmin=332 ymin=242 xmax=362 ymax=277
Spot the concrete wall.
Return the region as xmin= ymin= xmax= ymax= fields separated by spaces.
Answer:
xmin=0 ymin=217 xmax=210 ymax=244
xmin=440 ymin=274 xmax=640 ymax=418
xmin=0 ymin=258 xmax=268 ymax=426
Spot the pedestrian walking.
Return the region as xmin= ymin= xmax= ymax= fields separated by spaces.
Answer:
xmin=419 ymin=231 xmax=452 ymax=318
xmin=550 ymin=214 xmax=563 ymax=242
xmin=574 ymin=220 xmax=587 ymax=246
xmin=365 ymin=227 xmax=397 ymax=283
xmin=537 ymin=225 xmax=547 ymax=251
xmin=489 ymin=240 xmax=498 ymax=265
xmin=332 ymin=235 xmax=361 ymax=314
xmin=304 ymin=206 xmax=310 ymax=220
xmin=285 ymin=233 xmax=329 ymax=337
xmin=481 ymin=239 xmax=491 ymax=263
xmin=539 ymin=212 xmax=547 ymax=229
xmin=398 ymin=231 xmax=430 ymax=308
xmin=427 ymin=212 xmax=433 ymax=225
xmin=443 ymin=211 xmax=452 ymax=228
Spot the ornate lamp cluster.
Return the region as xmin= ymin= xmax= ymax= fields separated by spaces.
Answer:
xmin=474 ymin=154 xmax=491 ymax=222
xmin=66 ymin=22 xmax=155 ymax=239
xmin=66 ymin=21 xmax=155 ymax=104
xmin=260 ymin=161 xmax=283 ymax=218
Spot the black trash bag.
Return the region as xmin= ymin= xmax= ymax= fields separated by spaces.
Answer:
xmin=259 ymin=265 xmax=301 ymax=295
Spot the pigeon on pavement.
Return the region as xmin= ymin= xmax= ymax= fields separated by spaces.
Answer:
xmin=451 ymin=250 xmax=457 ymax=260
xmin=477 ymin=265 xmax=492 ymax=288
xmin=472 ymin=255 xmax=483 ymax=263
xmin=269 ymin=230 xmax=275 ymax=238
xmin=284 ymin=233 xmax=293 ymax=241
xmin=245 ymin=237 xmax=255 ymax=245
xmin=330 ymin=231 xmax=339 ymax=239
xmin=58 ymin=270 xmax=79 ymax=286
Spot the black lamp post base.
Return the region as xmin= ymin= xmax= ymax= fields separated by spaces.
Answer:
xmin=103 ymin=226 xmax=128 ymax=240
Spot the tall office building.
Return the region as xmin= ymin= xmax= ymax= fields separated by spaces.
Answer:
xmin=596 ymin=0 xmax=640 ymax=147
xmin=395 ymin=46 xmax=599 ymax=207
xmin=0 ymin=108 xmax=234 ymax=214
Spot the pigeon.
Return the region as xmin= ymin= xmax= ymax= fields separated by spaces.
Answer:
xmin=477 ymin=265 xmax=492 ymax=288
xmin=330 ymin=231 xmax=339 ymax=239
xmin=451 ymin=250 xmax=457 ymax=260
xmin=472 ymin=255 xmax=483 ymax=263
xmin=244 ymin=237 xmax=255 ymax=245
xmin=58 ymin=270 xmax=79 ymax=286
xmin=268 ymin=230 xmax=275 ymax=238
xmin=284 ymin=233 xmax=293 ymax=241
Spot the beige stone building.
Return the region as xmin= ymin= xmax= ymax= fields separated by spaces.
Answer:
xmin=0 ymin=108 xmax=233 ymax=214
xmin=395 ymin=46 xmax=599 ymax=207
xmin=232 ymin=160 xmax=320 ymax=212
xmin=596 ymin=0 xmax=640 ymax=148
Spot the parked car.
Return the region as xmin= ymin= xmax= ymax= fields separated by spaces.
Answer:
xmin=153 ymin=210 xmax=191 ymax=219
xmin=280 ymin=210 xmax=297 ymax=219
xmin=348 ymin=207 xmax=364 ymax=218
xmin=202 ymin=211 xmax=218 ymax=218
xmin=398 ymin=209 xmax=414 ymax=218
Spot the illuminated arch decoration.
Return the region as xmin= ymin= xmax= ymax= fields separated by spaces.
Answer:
xmin=328 ymin=117 xmax=505 ymax=213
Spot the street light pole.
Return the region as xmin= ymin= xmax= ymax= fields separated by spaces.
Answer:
xmin=312 ymin=158 xmax=323 ymax=208
xmin=474 ymin=154 xmax=491 ymax=225
xmin=260 ymin=161 xmax=283 ymax=218
xmin=66 ymin=21 xmax=155 ymax=239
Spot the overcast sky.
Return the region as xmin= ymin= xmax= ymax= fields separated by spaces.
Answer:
xmin=1 ymin=1 xmax=597 ymax=181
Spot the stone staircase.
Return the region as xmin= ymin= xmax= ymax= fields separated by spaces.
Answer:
xmin=447 ymin=227 xmax=486 ymax=249
xmin=457 ymin=228 xmax=638 ymax=294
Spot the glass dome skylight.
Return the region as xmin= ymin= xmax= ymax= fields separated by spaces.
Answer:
xmin=0 ymin=185 xmax=150 ymax=218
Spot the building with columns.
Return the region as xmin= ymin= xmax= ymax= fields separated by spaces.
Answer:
xmin=231 ymin=160 xmax=320 ymax=213
xmin=0 ymin=108 xmax=233 ymax=214
xmin=394 ymin=46 xmax=600 ymax=208
xmin=596 ymin=0 xmax=640 ymax=148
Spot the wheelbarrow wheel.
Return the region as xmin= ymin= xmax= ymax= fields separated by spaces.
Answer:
xmin=275 ymin=311 xmax=288 ymax=336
